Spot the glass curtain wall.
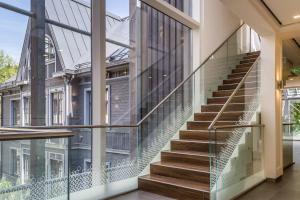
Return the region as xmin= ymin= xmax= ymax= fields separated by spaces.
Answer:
xmin=0 ymin=0 xmax=193 ymax=199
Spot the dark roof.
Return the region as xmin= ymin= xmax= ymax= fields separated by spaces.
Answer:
xmin=1 ymin=0 xmax=130 ymax=88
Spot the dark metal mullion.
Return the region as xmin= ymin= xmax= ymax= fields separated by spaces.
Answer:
xmin=168 ymin=0 xmax=172 ymax=125
xmin=0 ymin=2 xmax=34 ymax=17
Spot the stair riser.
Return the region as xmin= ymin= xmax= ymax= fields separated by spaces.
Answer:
xmin=223 ymin=77 xmax=256 ymax=84
xmin=232 ymin=67 xmax=250 ymax=73
xmin=150 ymin=164 xmax=210 ymax=183
xmin=194 ymin=113 xmax=241 ymax=121
xmin=201 ymin=104 xmax=246 ymax=112
xmin=161 ymin=152 xmax=210 ymax=166
xmin=240 ymin=59 xmax=256 ymax=64
xmin=213 ymin=89 xmax=257 ymax=97
xmin=139 ymin=179 xmax=210 ymax=200
xmin=187 ymin=121 xmax=235 ymax=130
xmin=236 ymin=63 xmax=253 ymax=69
xmin=207 ymin=96 xmax=254 ymax=104
xmin=243 ymin=55 xmax=259 ymax=60
xmin=171 ymin=141 xmax=223 ymax=152
xmin=180 ymin=131 xmax=231 ymax=141
xmin=218 ymin=82 xmax=258 ymax=90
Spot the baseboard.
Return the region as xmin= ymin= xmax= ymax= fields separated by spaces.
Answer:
xmin=266 ymin=175 xmax=282 ymax=183
xmin=283 ymin=162 xmax=295 ymax=170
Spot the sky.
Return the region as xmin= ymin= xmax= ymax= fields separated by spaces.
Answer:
xmin=0 ymin=0 xmax=129 ymax=63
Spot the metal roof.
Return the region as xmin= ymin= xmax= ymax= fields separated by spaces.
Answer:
xmin=45 ymin=0 xmax=129 ymax=70
xmin=1 ymin=0 xmax=130 ymax=87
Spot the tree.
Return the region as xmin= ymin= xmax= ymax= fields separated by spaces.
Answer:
xmin=0 ymin=50 xmax=18 ymax=83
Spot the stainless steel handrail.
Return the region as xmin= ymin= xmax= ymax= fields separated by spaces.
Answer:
xmin=213 ymin=124 xmax=264 ymax=130
xmin=0 ymin=128 xmax=74 ymax=140
xmin=208 ymin=57 xmax=261 ymax=130
xmin=6 ymin=23 xmax=247 ymax=131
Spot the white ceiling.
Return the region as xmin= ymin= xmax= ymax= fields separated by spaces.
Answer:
xmin=263 ymin=0 xmax=300 ymax=25
xmin=262 ymin=0 xmax=300 ymax=64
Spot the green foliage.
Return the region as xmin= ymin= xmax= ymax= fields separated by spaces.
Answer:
xmin=0 ymin=179 xmax=29 ymax=200
xmin=0 ymin=50 xmax=18 ymax=83
xmin=291 ymin=66 xmax=300 ymax=76
xmin=291 ymin=102 xmax=300 ymax=133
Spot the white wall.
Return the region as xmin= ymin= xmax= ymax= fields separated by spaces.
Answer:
xmin=261 ymin=34 xmax=283 ymax=179
xmin=199 ymin=0 xmax=241 ymax=61
xmin=192 ymin=0 xmax=241 ymax=107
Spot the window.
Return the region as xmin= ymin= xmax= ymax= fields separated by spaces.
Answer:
xmin=45 ymin=35 xmax=56 ymax=63
xmin=23 ymin=96 xmax=31 ymax=126
xmin=22 ymin=149 xmax=30 ymax=183
xmin=45 ymin=35 xmax=56 ymax=78
xmin=51 ymin=92 xmax=64 ymax=125
xmin=10 ymin=149 xmax=20 ymax=176
xmin=48 ymin=153 xmax=64 ymax=179
xmin=106 ymin=86 xmax=110 ymax=124
xmin=84 ymin=87 xmax=110 ymax=124
xmin=84 ymin=159 xmax=91 ymax=171
xmin=84 ymin=89 xmax=92 ymax=125
xmin=11 ymin=100 xmax=21 ymax=126
xmin=106 ymin=68 xmax=129 ymax=79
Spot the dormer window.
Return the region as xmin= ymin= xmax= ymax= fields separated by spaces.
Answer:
xmin=45 ymin=35 xmax=56 ymax=63
xmin=45 ymin=35 xmax=57 ymax=78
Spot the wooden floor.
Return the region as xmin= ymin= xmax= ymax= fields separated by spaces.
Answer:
xmin=239 ymin=141 xmax=300 ymax=200
xmin=110 ymin=141 xmax=300 ymax=200
xmin=109 ymin=190 xmax=175 ymax=200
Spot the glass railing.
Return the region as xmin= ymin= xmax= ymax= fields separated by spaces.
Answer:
xmin=208 ymin=57 xmax=264 ymax=199
xmin=0 ymin=128 xmax=73 ymax=200
xmin=282 ymin=123 xmax=294 ymax=169
xmin=210 ymin=125 xmax=264 ymax=200
xmin=0 ymin=23 xmax=262 ymax=199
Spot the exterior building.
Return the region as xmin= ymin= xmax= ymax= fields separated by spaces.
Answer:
xmin=0 ymin=0 xmax=131 ymax=183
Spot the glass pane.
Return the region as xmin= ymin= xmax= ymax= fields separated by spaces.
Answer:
xmin=211 ymin=127 xmax=264 ymax=200
xmin=163 ymin=0 xmax=192 ymax=16
xmin=0 ymin=10 xmax=28 ymax=121
xmin=0 ymin=138 xmax=69 ymax=200
xmin=0 ymin=0 xmax=30 ymax=11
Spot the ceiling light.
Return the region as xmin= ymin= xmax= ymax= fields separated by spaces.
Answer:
xmin=294 ymin=15 xmax=300 ymax=19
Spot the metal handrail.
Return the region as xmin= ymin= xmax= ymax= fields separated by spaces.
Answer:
xmin=208 ymin=57 xmax=261 ymax=130
xmin=213 ymin=124 xmax=264 ymax=130
xmin=4 ymin=23 xmax=247 ymax=132
xmin=0 ymin=128 xmax=74 ymax=140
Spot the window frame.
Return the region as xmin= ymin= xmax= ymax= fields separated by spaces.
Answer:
xmin=9 ymin=147 xmax=20 ymax=177
xmin=48 ymin=87 xmax=65 ymax=126
xmin=46 ymin=151 xmax=65 ymax=179
xmin=45 ymin=34 xmax=57 ymax=78
xmin=84 ymin=86 xmax=111 ymax=125
xmin=84 ymin=88 xmax=92 ymax=125
xmin=21 ymin=93 xmax=31 ymax=126
xmin=10 ymin=98 xmax=21 ymax=127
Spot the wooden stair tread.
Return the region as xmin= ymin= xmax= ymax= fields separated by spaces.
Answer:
xmin=216 ymin=87 xmax=258 ymax=92
xmin=172 ymin=139 xmax=226 ymax=145
xmin=152 ymin=161 xmax=210 ymax=173
xmin=162 ymin=150 xmax=213 ymax=157
xmin=139 ymin=174 xmax=210 ymax=193
xmin=221 ymin=81 xmax=257 ymax=86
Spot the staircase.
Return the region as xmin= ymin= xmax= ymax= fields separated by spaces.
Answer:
xmin=138 ymin=51 xmax=260 ymax=200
